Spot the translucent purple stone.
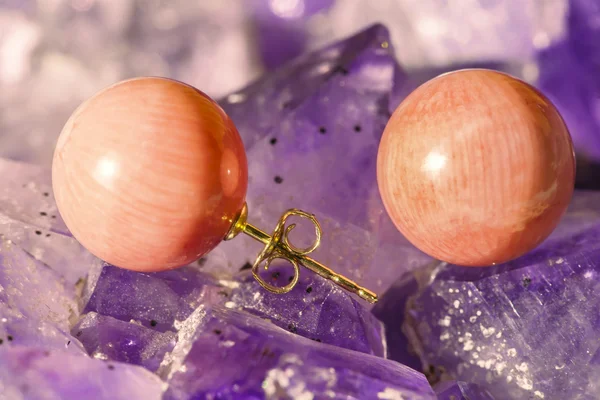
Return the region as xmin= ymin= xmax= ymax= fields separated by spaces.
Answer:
xmin=0 ymin=158 xmax=93 ymax=287
xmin=229 ymin=268 xmax=386 ymax=356
xmin=210 ymin=24 xmax=432 ymax=299
xmin=395 ymin=193 xmax=600 ymax=399
xmin=434 ymin=381 xmax=495 ymax=400
xmin=82 ymin=262 xmax=224 ymax=332
xmin=161 ymin=307 xmax=435 ymax=400
xmin=72 ymin=312 xmax=177 ymax=372
xmin=0 ymin=346 xmax=164 ymax=399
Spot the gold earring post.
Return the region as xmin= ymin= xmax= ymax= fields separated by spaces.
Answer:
xmin=225 ymin=203 xmax=378 ymax=304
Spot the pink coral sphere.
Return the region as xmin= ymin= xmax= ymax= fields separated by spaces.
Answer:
xmin=377 ymin=70 xmax=575 ymax=266
xmin=52 ymin=77 xmax=248 ymax=272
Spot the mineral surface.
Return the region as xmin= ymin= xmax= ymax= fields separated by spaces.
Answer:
xmin=1 ymin=5 xmax=599 ymax=398
xmin=161 ymin=307 xmax=435 ymax=400
xmin=0 ymin=346 xmax=164 ymax=400
xmin=398 ymin=192 xmax=600 ymax=399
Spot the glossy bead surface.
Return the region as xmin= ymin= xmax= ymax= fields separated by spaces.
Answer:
xmin=52 ymin=77 xmax=248 ymax=272
xmin=377 ymin=70 xmax=575 ymax=266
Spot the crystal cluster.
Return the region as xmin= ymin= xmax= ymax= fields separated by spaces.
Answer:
xmin=378 ymin=191 xmax=600 ymax=399
xmin=0 ymin=24 xmax=437 ymax=396
xmin=210 ymin=24 xmax=432 ymax=299
xmin=1 ymin=1 xmax=600 ymax=398
xmin=161 ymin=307 xmax=434 ymax=399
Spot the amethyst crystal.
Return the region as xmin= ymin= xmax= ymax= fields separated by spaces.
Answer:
xmin=229 ymin=268 xmax=386 ymax=356
xmin=82 ymin=262 xmax=224 ymax=332
xmin=72 ymin=312 xmax=177 ymax=372
xmin=536 ymin=0 xmax=600 ymax=166
xmin=0 ymin=238 xmax=77 ymax=329
xmin=82 ymin=261 xmax=386 ymax=358
xmin=0 ymin=158 xmax=93 ymax=287
xmin=0 ymin=304 xmax=85 ymax=355
xmin=0 ymin=346 xmax=164 ymax=399
xmin=251 ymin=0 xmax=335 ymax=70
xmin=398 ymin=199 xmax=600 ymax=399
xmin=209 ymin=24 xmax=432 ymax=298
xmin=434 ymin=381 xmax=495 ymax=400
xmin=161 ymin=307 xmax=435 ymax=399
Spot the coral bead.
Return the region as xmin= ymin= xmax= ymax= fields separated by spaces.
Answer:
xmin=52 ymin=77 xmax=248 ymax=272
xmin=377 ymin=70 xmax=575 ymax=266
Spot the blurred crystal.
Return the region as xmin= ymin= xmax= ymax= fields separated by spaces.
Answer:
xmin=0 ymin=346 xmax=164 ymax=400
xmin=161 ymin=307 xmax=435 ymax=399
xmin=536 ymin=0 xmax=600 ymax=166
xmin=0 ymin=0 xmax=262 ymax=165
xmin=0 ymin=238 xmax=77 ymax=330
xmin=0 ymin=304 xmax=85 ymax=355
xmin=434 ymin=380 xmax=496 ymax=400
xmin=0 ymin=157 xmax=94 ymax=287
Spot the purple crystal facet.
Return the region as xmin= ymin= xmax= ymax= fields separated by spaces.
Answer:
xmin=72 ymin=312 xmax=177 ymax=372
xmin=0 ymin=304 xmax=85 ymax=355
xmin=0 ymin=158 xmax=93 ymax=287
xmin=162 ymin=307 xmax=435 ymax=400
xmin=0 ymin=346 xmax=164 ymax=400
xmin=210 ymin=25 xmax=431 ymax=298
xmin=401 ymin=215 xmax=600 ymax=398
xmin=229 ymin=268 xmax=386 ymax=356
xmin=0 ymin=238 xmax=77 ymax=329
xmin=82 ymin=263 xmax=223 ymax=332
xmin=536 ymin=0 xmax=600 ymax=166
xmin=434 ymin=380 xmax=496 ymax=400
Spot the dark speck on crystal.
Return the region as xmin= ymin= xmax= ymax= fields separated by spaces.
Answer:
xmin=354 ymin=125 xmax=362 ymax=132
xmin=319 ymin=127 xmax=327 ymax=134
xmin=523 ymin=277 xmax=532 ymax=287
xmin=334 ymin=66 xmax=349 ymax=75
xmin=270 ymin=138 xmax=277 ymax=145
xmin=35 ymin=230 xmax=41 ymax=235
xmin=40 ymin=212 xmax=47 ymax=216
xmin=213 ymin=329 xmax=222 ymax=335
xmin=240 ymin=262 xmax=252 ymax=271
xmin=7 ymin=335 xmax=13 ymax=341
xmin=107 ymin=364 xmax=115 ymax=370
xmin=272 ymin=272 xmax=280 ymax=279
xmin=150 ymin=320 xmax=157 ymax=327
xmin=43 ymin=192 xmax=49 ymax=197
xmin=274 ymin=176 xmax=283 ymax=184
xmin=76 ymin=331 xmax=82 ymax=337
xmin=197 ymin=258 xmax=207 ymax=266
xmin=306 ymin=286 xmax=313 ymax=293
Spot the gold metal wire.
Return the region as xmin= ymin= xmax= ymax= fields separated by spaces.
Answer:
xmin=225 ymin=203 xmax=378 ymax=303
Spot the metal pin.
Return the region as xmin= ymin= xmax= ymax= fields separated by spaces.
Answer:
xmin=225 ymin=203 xmax=378 ymax=303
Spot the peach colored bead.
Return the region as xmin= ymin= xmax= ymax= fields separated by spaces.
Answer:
xmin=52 ymin=77 xmax=248 ymax=272
xmin=377 ymin=69 xmax=575 ymax=266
